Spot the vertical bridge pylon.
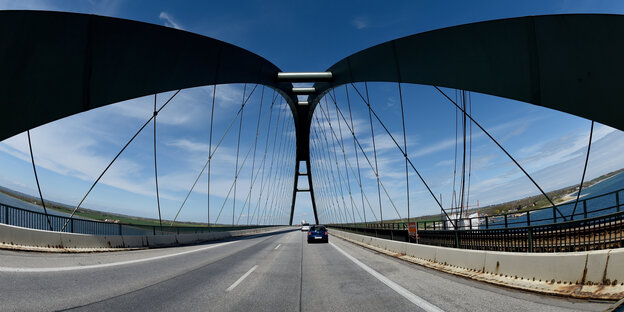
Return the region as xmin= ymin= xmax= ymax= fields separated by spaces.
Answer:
xmin=277 ymin=72 xmax=333 ymax=225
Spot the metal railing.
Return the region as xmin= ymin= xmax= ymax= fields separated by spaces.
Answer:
xmin=328 ymin=188 xmax=624 ymax=252
xmin=0 ymin=202 xmax=273 ymax=236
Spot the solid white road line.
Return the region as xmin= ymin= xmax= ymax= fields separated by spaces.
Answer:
xmin=226 ymin=265 xmax=258 ymax=291
xmin=330 ymin=242 xmax=445 ymax=312
xmin=0 ymin=241 xmax=238 ymax=273
xmin=274 ymin=244 xmax=281 ymax=250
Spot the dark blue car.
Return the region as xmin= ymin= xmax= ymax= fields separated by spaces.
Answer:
xmin=307 ymin=225 xmax=328 ymax=243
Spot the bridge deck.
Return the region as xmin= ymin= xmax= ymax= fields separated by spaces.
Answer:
xmin=0 ymin=230 xmax=609 ymax=311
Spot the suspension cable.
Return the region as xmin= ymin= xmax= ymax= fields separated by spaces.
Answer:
xmin=433 ymin=86 xmax=567 ymax=220
xmin=345 ymin=85 xmax=367 ymax=223
xmin=27 ymin=130 xmax=53 ymax=231
xmin=236 ymin=86 xmax=266 ymax=225
xmin=571 ymin=121 xmax=595 ymax=219
xmin=332 ymin=89 xmax=361 ymax=225
xmin=452 ymin=90 xmax=459 ymax=220
xmin=254 ymin=99 xmax=281 ymax=225
xmin=323 ymin=92 xmax=397 ymax=222
xmin=317 ymin=107 xmax=351 ymax=223
xmin=258 ymin=106 xmax=287 ymax=224
xmin=460 ymin=90 xmax=467 ymax=219
xmin=204 ymin=94 xmax=277 ymax=225
xmin=322 ymin=95 xmax=402 ymax=222
xmin=61 ymin=89 xmax=181 ymax=231
xmin=321 ymin=97 xmax=351 ymax=224
xmin=312 ymin=113 xmax=379 ymax=222
xmin=207 ymin=84 xmax=217 ymax=225
xmin=398 ymin=82 xmax=410 ymax=222
xmin=153 ymin=94 xmax=163 ymax=231
xmin=260 ymin=107 xmax=287 ymax=224
xmin=344 ymin=84 xmax=456 ymax=228
xmin=310 ymin=131 xmax=337 ymax=222
xmin=170 ymin=85 xmax=258 ymax=225
xmin=466 ymin=92 xmax=473 ymax=217
xmin=364 ymin=83 xmax=384 ymax=223
xmin=265 ymin=109 xmax=290 ymax=224
xmin=251 ymin=93 xmax=278 ymax=224
xmin=233 ymin=84 xmax=247 ymax=225
xmin=314 ymin=123 xmax=346 ymax=223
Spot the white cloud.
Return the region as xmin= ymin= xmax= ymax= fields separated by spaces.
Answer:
xmin=469 ymin=129 xmax=624 ymax=206
xmin=435 ymin=159 xmax=455 ymax=167
xmin=0 ymin=125 xmax=159 ymax=199
xmin=0 ymin=0 xmax=122 ymax=16
xmin=352 ymin=16 xmax=369 ymax=30
xmin=97 ymin=84 xmax=252 ymax=131
xmin=159 ymin=11 xmax=183 ymax=30
xmin=0 ymin=0 xmax=57 ymax=10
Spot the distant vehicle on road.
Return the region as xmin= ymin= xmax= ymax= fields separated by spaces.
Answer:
xmin=307 ymin=225 xmax=328 ymax=243
xmin=301 ymin=220 xmax=310 ymax=231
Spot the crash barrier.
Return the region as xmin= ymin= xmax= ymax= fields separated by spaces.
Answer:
xmin=330 ymin=228 xmax=624 ymax=299
xmin=0 ymin=202 xmax=274 ymax=236
xmin=0 ymin=222 xmax=291 ymax=251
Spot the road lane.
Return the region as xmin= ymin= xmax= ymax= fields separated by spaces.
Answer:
xmin=0 ymin=229 xmax=612 ymax=311
xmin=328 ymin=234 xmax=610 ymax=312
xmin=329 ymin=241 xmax=444 ymax=312
xmin=299 ymin=232 xmax=420 ymax=311
xmin=0 ymin=230 xmax=294 ymax=311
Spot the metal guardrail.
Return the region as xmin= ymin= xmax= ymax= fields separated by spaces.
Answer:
xmin=0 ymin=202 xmax=273 ymax=236
xmin=329 ymin=188 xmax=624 ymax=252
xmin=416 ymin=188 xmax=624 ymax=231
xmin=330 ymin=209 xmax=624 ymax=252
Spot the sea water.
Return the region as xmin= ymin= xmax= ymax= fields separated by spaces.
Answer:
xmin=484 ymin=172 xmax=624 ymax=228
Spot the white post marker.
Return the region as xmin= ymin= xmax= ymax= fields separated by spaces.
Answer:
xmin=226 ymin=265 xmax=258 ymax=292
xmin=274 ymin=244 xmax=281 ymax=250
xmin=330 ymin=242 xmax=445 ymax=312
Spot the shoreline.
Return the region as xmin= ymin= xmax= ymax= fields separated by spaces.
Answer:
xmin=556 ymin=172 xmax=621 ymax=205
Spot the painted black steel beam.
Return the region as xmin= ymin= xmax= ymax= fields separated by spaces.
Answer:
xmin=309 ymin=14 xmax=624 ymax=132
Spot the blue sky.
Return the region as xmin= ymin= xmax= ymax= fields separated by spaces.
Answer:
xmin=1 ymin=0 xmax=624 ymax=224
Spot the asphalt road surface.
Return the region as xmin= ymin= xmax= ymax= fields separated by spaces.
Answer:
xmin=0 ymin=229 xmax=613 ymax=311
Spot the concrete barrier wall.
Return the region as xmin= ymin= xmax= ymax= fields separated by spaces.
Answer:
xmin=0 ymin=223 xmax=289 ymax=251
xmin=330 ymin=229 xmax=624 ymax=286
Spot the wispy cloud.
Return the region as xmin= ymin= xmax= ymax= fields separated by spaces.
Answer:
xmin=469 ymin=127 xmax=624 ymax=206
xmin=0 ymin=0 xmax=122 ymax=16
xmin=159 ymin=11 xmax=183 ymax=30
xmin=410 ymin=117 xmax=538 ymax=158
xmin=0 ymin=0 xmax=57 ymax=10
xmin=352 ymin=16 xmax=370 ymax=30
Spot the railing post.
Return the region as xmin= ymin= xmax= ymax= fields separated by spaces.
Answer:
xmin=504 ymin=214 xmax=508 ymax=228
xmin=455 ymin=230 xmax=460 ymax=248
xmin=526 ymin=211 xmax=531 ymax=226
xmin=118 ymin=223 xmax=122 ymax=236
xmin=617 ymin=192 xmax=621 ymax=212
xmin=70 ymin=218 xmax=74 ymax=233
xmin=469 ymin=218 xmax=473 ymax=230
xmin=2 ymin=204 xmax=7 ymax=224
xmin=528 ymin=227 xmax=533 ymax=253
xmin=583 ymin=199 xmax=588 ymax=219
xmin=553 ymin=206 xmax=557 ymax=224
xmin=153 ymin=226 xmax=156 ymax=235
xmin=485 ymin=216 xmax=489 ymax=229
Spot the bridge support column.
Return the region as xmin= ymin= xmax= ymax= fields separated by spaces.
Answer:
xmin=289 ymin=159 xmax=319 ymax=225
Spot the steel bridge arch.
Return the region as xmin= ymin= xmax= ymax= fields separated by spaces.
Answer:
xmin=301 ymin=14 xmax=624 ymax=225
xmin=307 ymin=14 xmax=624 ymax=131
xmin=2 ymin=12 xmax=624 ymax=226
xmin=0 ymin=10 xmax=300 ymax=142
